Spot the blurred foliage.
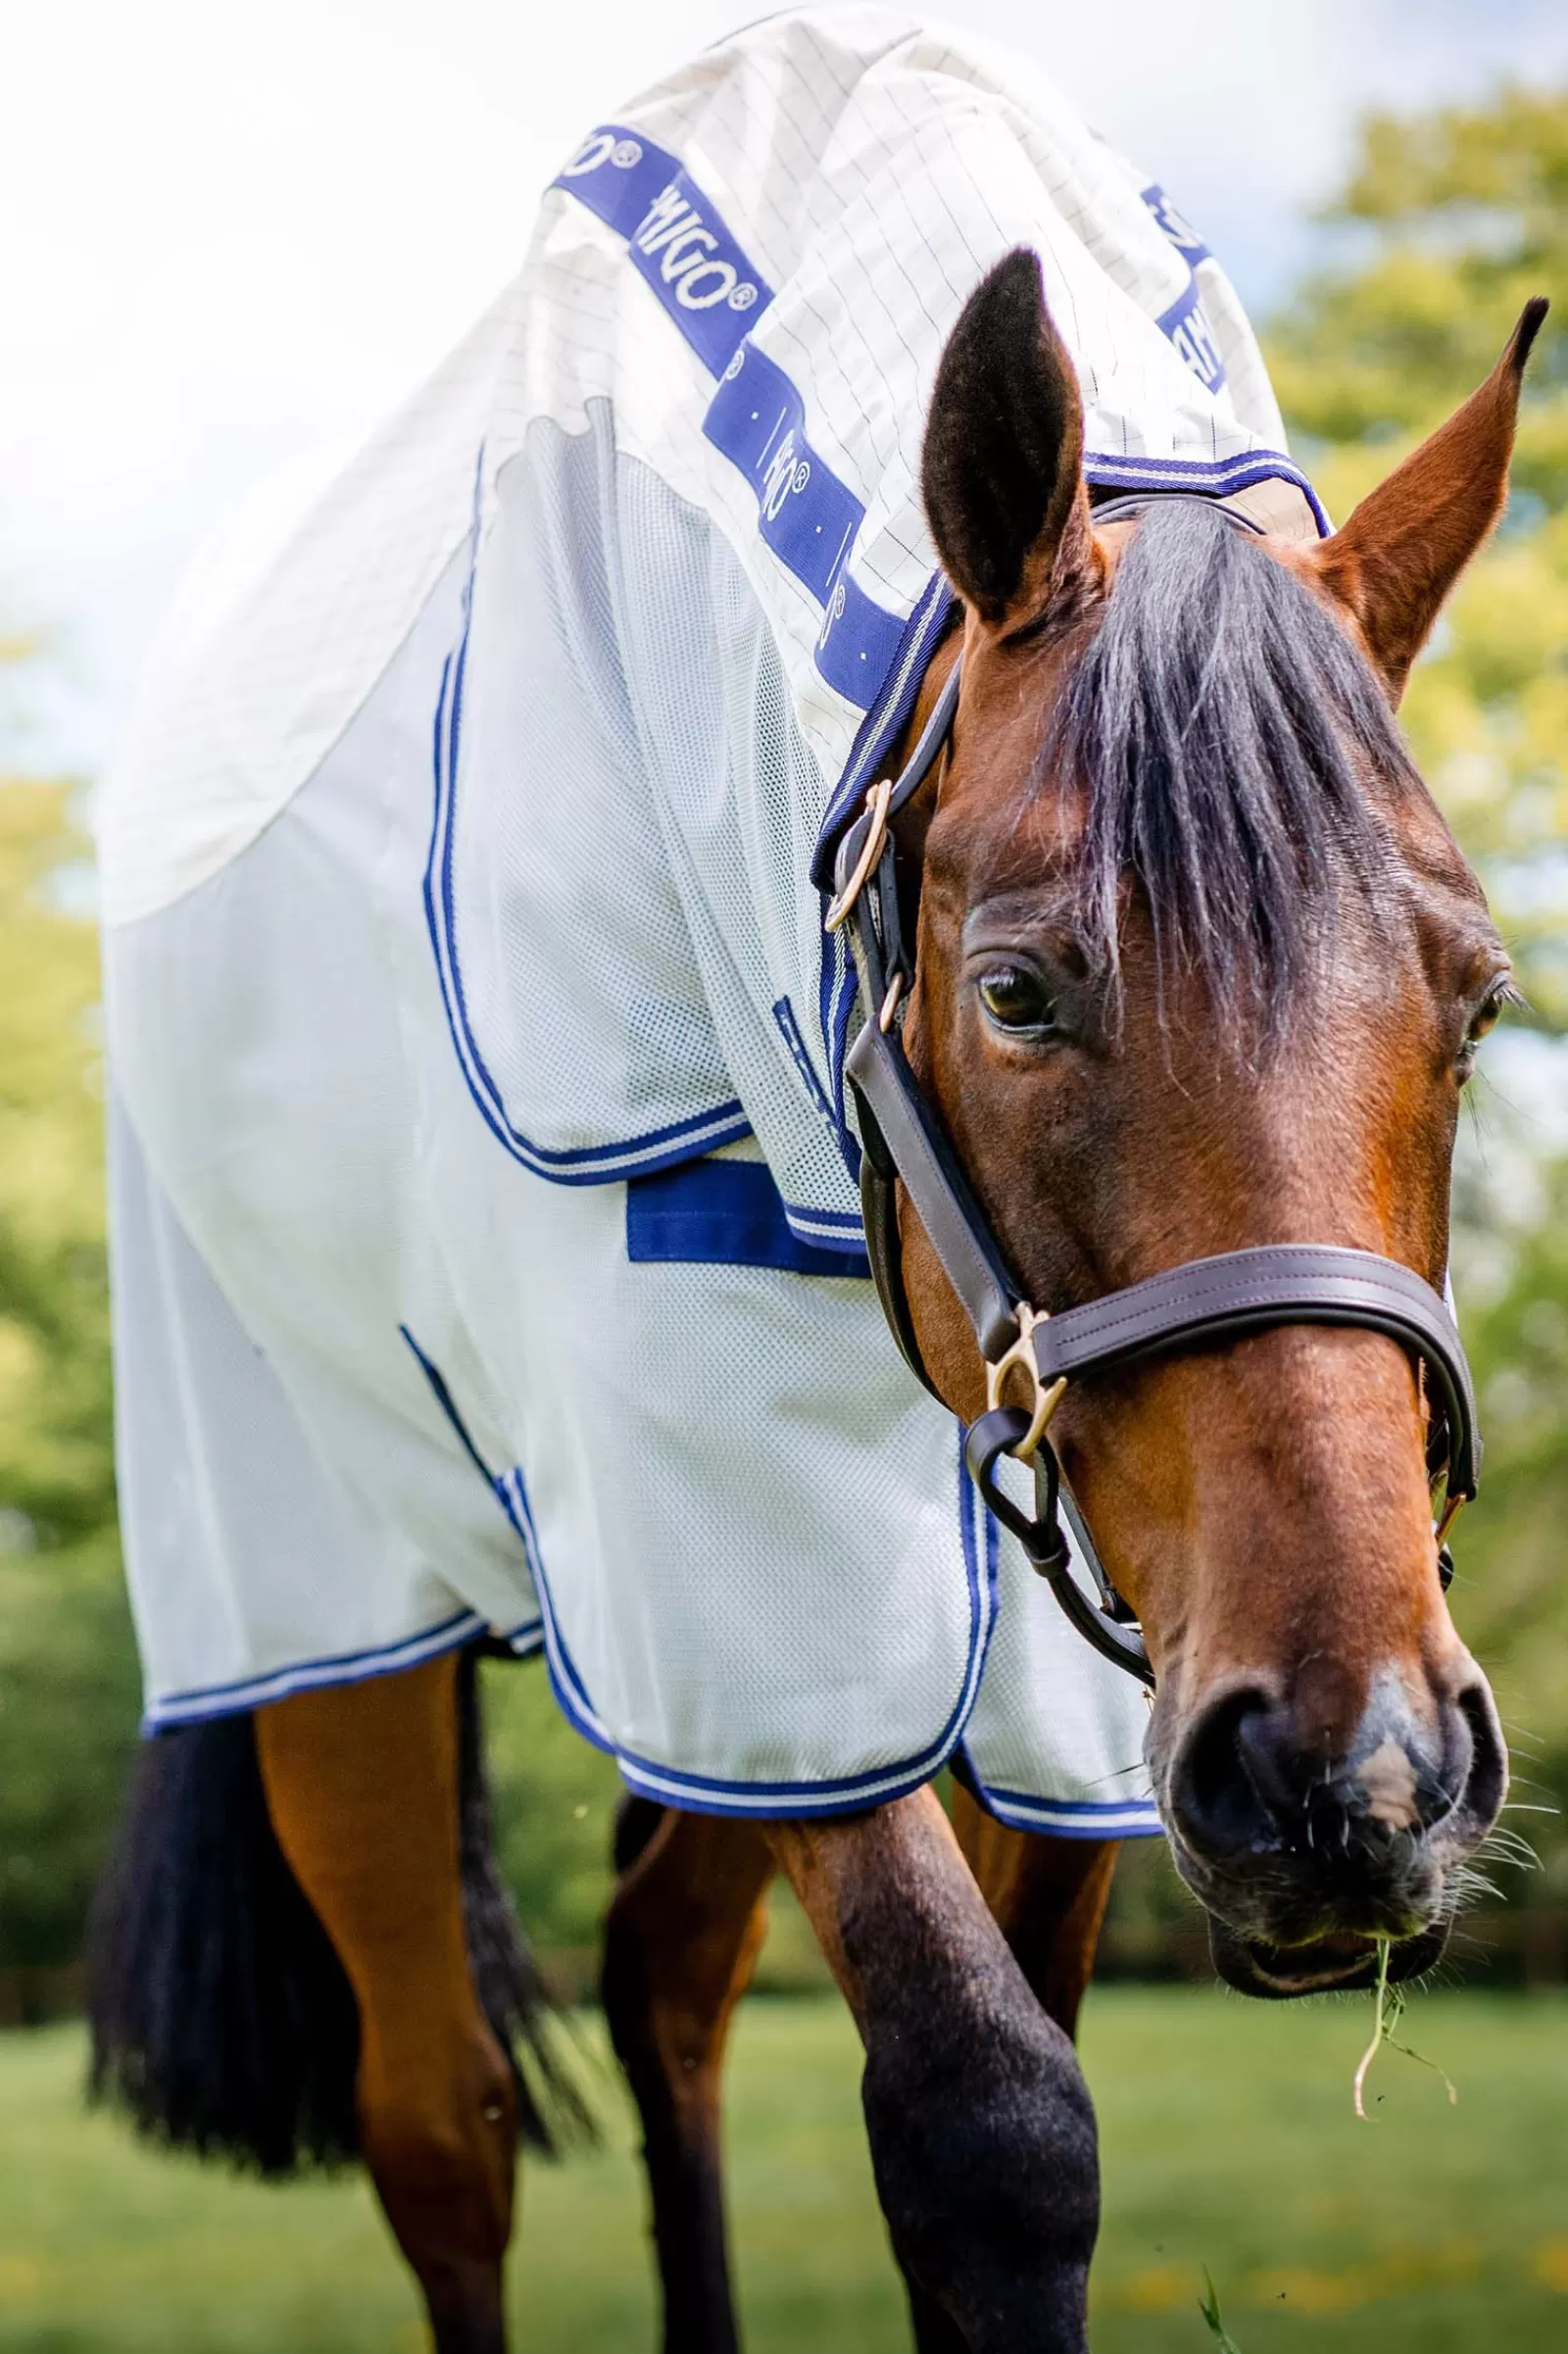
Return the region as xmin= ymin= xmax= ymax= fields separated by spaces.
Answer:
xmin=0 ymin=776 xmax=140 ymax=1971
xmin=1 ymin=83 xmax=1567 ymax=1983
xmin=1267 ymin=84 xmax=1568 ymax=1027
xmin=479 ymin=1657 xmax=623 ymax=1966
xmin=0 ymin=784 xmax=114 ymax=1545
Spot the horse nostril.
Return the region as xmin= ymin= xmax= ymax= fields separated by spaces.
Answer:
xmin=1450 ymin=1680 xmax=1507 ymax=1834
xmin=1170 ymin=1689 xmax=1280 ymax=1858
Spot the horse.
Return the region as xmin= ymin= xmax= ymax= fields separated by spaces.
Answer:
xmin=86 ymin=18 xmax=1544 ymax=2353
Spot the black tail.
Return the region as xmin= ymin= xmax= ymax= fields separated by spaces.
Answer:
xmin=87 ymin=1645 xmax=591 ymax=2175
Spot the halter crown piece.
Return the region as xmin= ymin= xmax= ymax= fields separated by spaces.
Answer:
xmin=828 ymin=502 xmax=1481 ymax=1692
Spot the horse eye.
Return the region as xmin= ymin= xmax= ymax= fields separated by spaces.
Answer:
xmin=979 ymin=965 xmax=1055 ymax=1035
xmin=1456 ymin=983 xmax=1513 ymax=1081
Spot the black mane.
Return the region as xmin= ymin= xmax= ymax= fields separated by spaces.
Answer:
xmin=1046 ymin=501 xmax=1419 ymax=1037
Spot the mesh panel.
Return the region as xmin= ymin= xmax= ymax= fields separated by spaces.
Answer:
xmin=430 ymin=1136 xmax=990 ymax=1796
xmin=446 ymin=404 xmax=859 ymax=1218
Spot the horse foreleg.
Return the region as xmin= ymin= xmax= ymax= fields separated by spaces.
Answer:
xmin=951 ymin=1791 xmax=1120 ymax=2039
xmin=770 ymin=1788 xmax=1098 ymax=2354
xmin=602 ymin=1798 xmax=774 ymax=2354
xmin=255 ymin=1653 xmax=515 ymax=2354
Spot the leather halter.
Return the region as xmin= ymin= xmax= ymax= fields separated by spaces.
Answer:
xmin=828 ymin=503 xmax=1481 ymax=1690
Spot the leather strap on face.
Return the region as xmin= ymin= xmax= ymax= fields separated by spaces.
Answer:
xmin=829 ymin=517 xmax=1482 ymax=1690
xmin=1026 ymin=1245 xmax=1478 ymax=1502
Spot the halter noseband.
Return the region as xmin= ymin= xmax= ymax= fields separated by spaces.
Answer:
xmin=827 ymin=501 xmax=1480 ymax=1691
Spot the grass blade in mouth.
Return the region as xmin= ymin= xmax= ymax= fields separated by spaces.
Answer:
xmin=1352 ymin=1936 xmax=1459 ymax=2120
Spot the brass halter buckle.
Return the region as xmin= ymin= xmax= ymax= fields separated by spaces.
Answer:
xmin=985 ymin=1304 xmax=1068 ymax=1462
xmin=824 ymin=778 xmax=894 ymax=932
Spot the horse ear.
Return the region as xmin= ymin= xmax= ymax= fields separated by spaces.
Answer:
xmin=1306 ymin=299 xmax=1549 ymax=703
xmin=921 ymin=248 xmax=1094 ymax=632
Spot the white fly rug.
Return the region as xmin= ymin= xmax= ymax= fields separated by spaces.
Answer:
xmin=99 ymin=4 xmax=1321 ymax=1827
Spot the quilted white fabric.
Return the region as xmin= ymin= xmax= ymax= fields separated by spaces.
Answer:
xmin=100 ymin=4 xmax=1319 ymax=1822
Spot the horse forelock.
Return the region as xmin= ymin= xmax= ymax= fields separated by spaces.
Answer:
xmin=1038 ymin=503 xmax=1424 ymax=1045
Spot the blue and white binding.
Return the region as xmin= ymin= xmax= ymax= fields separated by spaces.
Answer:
xmin=97 ymin=5 xmax=1324 ymax=1825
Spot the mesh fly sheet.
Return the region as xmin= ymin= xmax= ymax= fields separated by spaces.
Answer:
xmin=97 ymin=6 xmax=1319 ymax=1820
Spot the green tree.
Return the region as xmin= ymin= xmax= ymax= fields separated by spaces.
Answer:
xmin=0 ymin=772 xmax=141 ymax=1978
xmin=1268 ymin=87 xmax=1568 ymax=1024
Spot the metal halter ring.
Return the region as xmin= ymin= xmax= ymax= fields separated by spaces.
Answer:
xmin=984 ymin=1305 xmax=1068 ymax=1461
xmin=824 ymin=778 xmax=894 ymax=932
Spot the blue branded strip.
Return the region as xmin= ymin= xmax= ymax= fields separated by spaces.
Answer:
xmin=626 ymin=1155 xmax=869 ymax=1277
xmin=500 ymin=1428 xmax=999 ymax=1816
xmin=817 ymin=570 xmax=909 ymax=708
xmin=625 ymin=170 xmax=772 ymax=376
xmin=1141 ymin=182 xmax=1211 ymax=269
xmin=1140 ymin=181 xmax=1226 ymax=393
xmin=557 ymin=126 xmax=770 ymax=376
xmin=1155 ymin=275 xmax=1226 ymax=397
xmin=553 ymin=123 xmax=904 ymax=714
xmin=706 ymin=342 xmax=859 ymax=601
xmin=553 ymin=125 xmax=686 ymax=241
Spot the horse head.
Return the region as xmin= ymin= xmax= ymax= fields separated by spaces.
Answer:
xmin=897 ymin=250 xmax=1545 ymax=1997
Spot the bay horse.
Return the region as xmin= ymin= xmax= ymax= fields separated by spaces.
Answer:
xmin=89 ymin=239 xmax=1544 ymax=2353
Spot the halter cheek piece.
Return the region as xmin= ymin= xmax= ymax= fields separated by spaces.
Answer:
xmin=827 ymin=498 xmax=1481 ymax=1692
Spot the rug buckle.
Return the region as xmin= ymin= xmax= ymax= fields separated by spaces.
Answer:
xmin=824 ymin=778 xmax=894 ymax=932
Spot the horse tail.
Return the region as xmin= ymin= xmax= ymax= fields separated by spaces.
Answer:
xmin=86 ymin=1644 xmax=592 ymax=2175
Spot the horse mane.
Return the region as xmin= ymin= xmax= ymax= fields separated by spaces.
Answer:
xmin=1046 ymin=501 xmax=1421 ymax=1039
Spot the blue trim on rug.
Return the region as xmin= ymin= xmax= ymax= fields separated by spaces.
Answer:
xmin=780 ymin=1198 xmax=866 ymax=1250
xmin=809 ymin=568 xmax=957 ymax=893
xmin=505 ymin=1619 xmax=548 ymax=1660
xmin=806 ymin=568 xmax=958 ymax=1156
xmin=421 ymin=464 xmax=753 ymax=1186
xmin=964 ymin=1775 xmax=1166 ymax=1839
xmin=1083 ymin=447 xmax=1331 ymax=537
xmin=626 ymin=1155 xmax=869 ymax=1277
xmin=497 ymin=1425 xmax=1000 ymax=1818
xmin=399 ymin=1320 xmax=501 ymax=1488
xmin=140 ymin=1308 xmax=554 ymax=1731
xmin=142 ymin=1604 xmax=549 ymax=1734
xmin=771 ymin=996 xmax=836 ymax=1130
xmin=142 ymin=1607 xmax=489 ymax=1733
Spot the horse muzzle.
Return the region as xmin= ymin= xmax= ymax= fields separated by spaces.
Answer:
xmin=1153 ymin=1666 xmax=1507 ymax=1998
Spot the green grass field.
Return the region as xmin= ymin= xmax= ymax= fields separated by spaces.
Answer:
xmin=0 ymin=1988 xmax=1562 ymax=2351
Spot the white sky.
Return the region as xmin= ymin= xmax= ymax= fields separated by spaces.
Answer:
xmin=4 ymin=0 xmax=1566 ymax=767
